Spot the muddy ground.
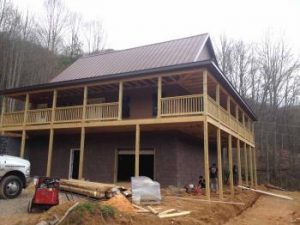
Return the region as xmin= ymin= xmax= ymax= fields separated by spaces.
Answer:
xmin=0 ymin=185 xmax=299 ymax=225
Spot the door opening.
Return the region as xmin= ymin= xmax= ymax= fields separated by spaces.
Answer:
xmin=117 ymin=149 xmax=154 ymax=182
xmin=69 ymin=149 xmax=80 ymax=179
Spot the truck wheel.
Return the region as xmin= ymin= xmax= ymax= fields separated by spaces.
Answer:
xmin=0 ymin=175 xmax=22 ymax=199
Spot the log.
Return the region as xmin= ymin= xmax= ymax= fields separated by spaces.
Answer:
xmin=60 ymin=179 xmax=115 ymax=192
xmin=238 ymin=185 xmax=293 ymax=200
xmin=56 ymin=202 xmax=79 ymax=225
xmin=60 ymin=185 xmax=105 ymax=199
xmin=158 ymin=211 xmax=191 ymax=219
xmin=167 ymin=196 xmax=245 ymax=205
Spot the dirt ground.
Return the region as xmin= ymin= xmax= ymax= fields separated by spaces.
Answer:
xmin=0 ymin=185 xmax=299 ymax=225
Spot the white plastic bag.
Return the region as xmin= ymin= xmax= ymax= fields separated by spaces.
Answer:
xmin=131 ymin=176 xmax=161 ymax=203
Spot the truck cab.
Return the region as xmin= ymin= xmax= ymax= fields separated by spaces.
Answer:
xmin=0 ymin=155 xmax=30 ymax=199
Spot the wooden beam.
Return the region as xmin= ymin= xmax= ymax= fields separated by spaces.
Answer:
xmin=135 ymin=124 xmax=140 ymax=177
xmin=203 ymin=70 xmax=208 ymax=114
xmin=227 ymin=96 xmax=230 ymax=114
xmin=82 ymin=86 xmax=88 ymax=121
xmin=157 ymin=76 xmax=162 ymax=117
xmin=203 ymin=119 xmax=210 ymax=199
xmin=20 ymin=130 xmax=26 ymax=158
xmin=217 ymin=128 xmax=223 ymax=200
xmin=51 ymin=90 xmax=57 ymax=124
xmin=23 ymin=93 xmax=29 ymax=125
xmin=216 ymin=84 xmax=220 ymax=120
xmin=253 ymin=148 xmax=258 ymax=187
xmin=46 ymin=128 xmax=54 ymax=176
xmin=249 ymin=146 xmax=254 ymax=186
xmin=78 ymin=127 xmax=85 ymax=179
xmin=0 ymin=97 xmax=6 ymax=127
xmin=118 ymin=81 xmax=123 ymax=120
xmin=237 ymin=139 xmax=242 ymax=186
xmin=228 ymin=134 xmax=234 ymax=195
xmin=244 ymin=143 xmax=249 ymax=186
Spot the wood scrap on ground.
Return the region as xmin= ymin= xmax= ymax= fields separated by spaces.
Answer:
xmin=56 ymin=202 xmax=79 ymax=225
xmin=264 ymin=183 xmax=285 ymax=191
xmin=238 ymin=185 xmax=293 ymax=200
xmin=167 ymin=196 xmax=245 ymax=205
xmin=158 ymin=211 xmax=191 ymax=219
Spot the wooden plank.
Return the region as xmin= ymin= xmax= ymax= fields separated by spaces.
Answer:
xmin=78 ymin=127 xmax=85 ymax=179
xmin=158 ymin=211 xmax=191 ymax=218
xmin=203 ymin=119 xmax=210 ymax=199
xmin=244 ymin=143 xmax=249 ymax=186
xmin=203 ymin=70 xmax=208 ymax=114
xmin=118 ymin=81 xmax=123 ymax=120
xmin=237 ymin=139 xmax=242 ymax=186
xmin=23 ymin=93 xmax=29 ymax=125
xmin=168 ymin=196 xmax=245 ymax=205
xmin=157 ymin=76 xmax=162 ymax=117
xmin=135 ymin=124 xmax=140 ymax=177
xmin=20 ymin=130 xmax=26 ymax=158
xmin=238 ymin=185 xmax=293 ymax=200
xmin=159 ymin=209 xmax=176 ymax=215
xmin=51 ymin=90 xmax=57 ymax=124
xmin=46 ymin=129 xmax=54 ymax=176
xmin=147 ymin=206 xmax=159 ymax=215
xmin=228 ymin=134 xmax=234 ymax=195
xmin=82 ymin=86 xmax=88 ymax=121
xmin=217 ymin=128 xmax=223 ymax=199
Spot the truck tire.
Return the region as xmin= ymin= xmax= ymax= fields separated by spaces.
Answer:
xmin=0 ymin=175 xmax=23 ymax=199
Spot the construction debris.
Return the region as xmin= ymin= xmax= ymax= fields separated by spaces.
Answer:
xmin=158 ymin=210 xmax=191 ymax=219
xmin=264 ymin=183 xmax=285 ymax=191
xmin=104 ymin=194 xmax=135 ymax=213
xmin=56 ymin=202 xmax=79 ymax=225
xmin=238 ymin=185 xmax=293 ymax=200
xmin=167 ymin=196 xmax=245 ymax=205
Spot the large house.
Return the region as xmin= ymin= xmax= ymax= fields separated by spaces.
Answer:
xmin=0 ymin=34 xmax=257 ymax=199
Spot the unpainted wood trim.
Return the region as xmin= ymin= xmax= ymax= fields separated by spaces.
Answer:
xmin=135 ymin=124 xmax=140 ymax=177
xmin=217 ymin=128 xmax=223 ymax=200
xmin=228 ymin=134 xmax=234 ymax=196
xmin=203 ymin=118 xmax=210 ymax=199
xmin=46 ymin=128 xmax=54 ymax=176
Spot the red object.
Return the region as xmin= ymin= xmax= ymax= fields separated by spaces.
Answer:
xmin=28 ymin=177 xmax=60 ymax=212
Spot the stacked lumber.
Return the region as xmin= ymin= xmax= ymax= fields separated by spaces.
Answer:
xmin=60 ymin=179 xmax=115 ymax=199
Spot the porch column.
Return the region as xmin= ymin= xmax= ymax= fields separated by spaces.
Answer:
xmin=82 ymin=85 xmax=88 ymax=121
xmin=253 ymin=148 xmax=258 ymax=186
xmin=0 ymin=96 xmax=6 ymax=127
xmin=217 ymin=128 xmax=223 ymax=199
xmin=157 ymin=76 xmax=162 ymax=117
xmin=118 ymin=81 xmax=123 ymax=120
xmin=135 ymin=124 xmax=140 ymax=177
xmin=227 ymin=96 xmax=230 ymax=114
xmin=23 ymin=93 xmax=29 ymax=125
xmin=46 ymin=129 xmax=54 ymax=176
xmin=237 ymin=139 xmax=242 ymax=185
xmin=249 ymin=146 xmax=254 ymax=186
xmin=228 ymin=134 xmax=234 ymax=195
xmin=78 ymin=127 xmax=85 ymax=179
xmin=51 ymin=90 xmax=57 ymax=123
xmin=203 ymin=119 xmax=210 ymax=199
xmin=244 ymin=143 xmax=249 ymax=186
xmin=20 ymin=130 xmax=26 ymax=158
xmin=203 ymin=70 xmax=208 ymax=114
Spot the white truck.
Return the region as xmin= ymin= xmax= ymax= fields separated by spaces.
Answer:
xmin=0 ymin=155 xmax=30 ymax=199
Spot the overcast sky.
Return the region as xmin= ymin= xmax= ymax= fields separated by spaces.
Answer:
xmin=14 ymin=0 xmax=300 ymax=55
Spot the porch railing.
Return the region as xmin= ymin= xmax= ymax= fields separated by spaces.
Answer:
xmin=86 ymin=102 xmax=118 ymax=120
xmin=55 ymin=105 xmax=83 ymax=122
xmin=161 ymin=94 xmax=203 ymax=116
xmin=2 ymin=111 xmax=24 ymax=126
xmin=27 ymin=108 xmax=52 ymax=124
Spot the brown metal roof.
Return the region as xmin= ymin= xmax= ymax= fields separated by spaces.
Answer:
xmin=51 ymin=33 xmax=212 ymax=82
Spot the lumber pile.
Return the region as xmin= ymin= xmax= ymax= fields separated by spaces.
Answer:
xmin=60 ymin=179 xmax=116 ymax=199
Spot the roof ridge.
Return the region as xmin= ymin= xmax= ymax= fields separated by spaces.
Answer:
xmin=81 ymin=33 xmax=209 ymax=59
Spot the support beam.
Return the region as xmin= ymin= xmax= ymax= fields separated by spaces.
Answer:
xmin=135 ymin=124 xmax=140 ymax=177
xmin=253 ymin=148 xmax=258 ymax=186
xmin=46 ymin=129 xmax=54 ymax=176
xmin=78 ymin=127 xmax=85 ymax=179
xmin=244 ymin=143 xmax=249 ymax=186
xmin=118 ymin=81 xmax=123 ymax=120
xmin=157 ymin=76 xmax=162 ymax=117
xmin=0 ymin=96 xmax=6 ymax=127
xmin=20 ymin=130 xmax=26 ymax=158
xmin=249 ymin=146 xmax=254 ymax=186
xmin=203 ymin=70 xmax=208 ymax=114
xmin=216 ymin=84 xmax=220 ymax=120
xmin=82 ymin=86 xmax=88 ymax=121
xmin=228 ymin=134 xmax=234 ymax=195
xmin=227 ymin=96 xmax=230 ymax=114
xmin=203 ymin=119 xmax=210 ymax=199
xmin=51 ymin=90 xmax=57 ymax=123
xmin=237 ymin=139 xmax=242 ymax=186
xmin=217 ymin=128 xmax=223 ymax=199
xmin=23 ymin=93 xmax=29 ymax=125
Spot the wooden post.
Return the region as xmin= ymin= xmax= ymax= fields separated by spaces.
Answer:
xmin=82 ymin=86 xmax=88 ymax=121
xmin=242 ymin=113 xmax=245 ymax=127
xmin=0 ymin=96 xmax=6 ymax=127
xmin=228 ymin=134 xmax=234 ymax=195
xmin=216 ymin=84 xmax=220 ymax=120
xmin=118 ymin=81 xmax=123 ymax=120
xmin=20 ymin=130 xmax=26 ymax=158
xmin=46 ymin=129 xmax=54 ymax=176
xmin=78 ymin=127 xmax=85 ymax=179
xmin=244 ymin=143 xmax=249 ymax=186
xmin=135 ymin=124 xmax=140 ymax=177
xmin=203 ymin=70 xmax=208 ymax=114
xmin=227 ymin=96 xmax=230 ymax=114
xmin=249 ymin=146 xmax=254 ymax=186
xmin=235 ymin=105 xmax=239 ymax=121
xmin=253 ymin=148 xmax=258 ymax=186
xmin=217 ymin=128 xmax=223 ymax=199
xmin=237 ymin=139 xmax=242 ymax=186
xmin=51 ymin=90 xmax=57 ymax=123
xmin=157 ymin=76 xmax=162 ymax=117
xmin=203 ymin=119 xmax=210 ymax=199
xmin=23 ymin=93 xmax=29 ymax=125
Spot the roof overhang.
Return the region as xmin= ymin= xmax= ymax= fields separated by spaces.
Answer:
xmin=0 ymin=60 xmax=257 ymax=120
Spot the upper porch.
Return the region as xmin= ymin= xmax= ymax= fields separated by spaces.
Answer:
xmin=0 ymin=69 xmax=255 ymax=144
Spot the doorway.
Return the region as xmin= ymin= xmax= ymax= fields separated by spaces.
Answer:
xmin=69 ymin=148 xmax=80 ymax=179
xmin=117 ymin=149 xmax=154 ymax=182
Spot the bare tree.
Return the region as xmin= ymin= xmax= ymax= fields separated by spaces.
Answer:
xmin=84 ymin=20 xmax=105 ymax=54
